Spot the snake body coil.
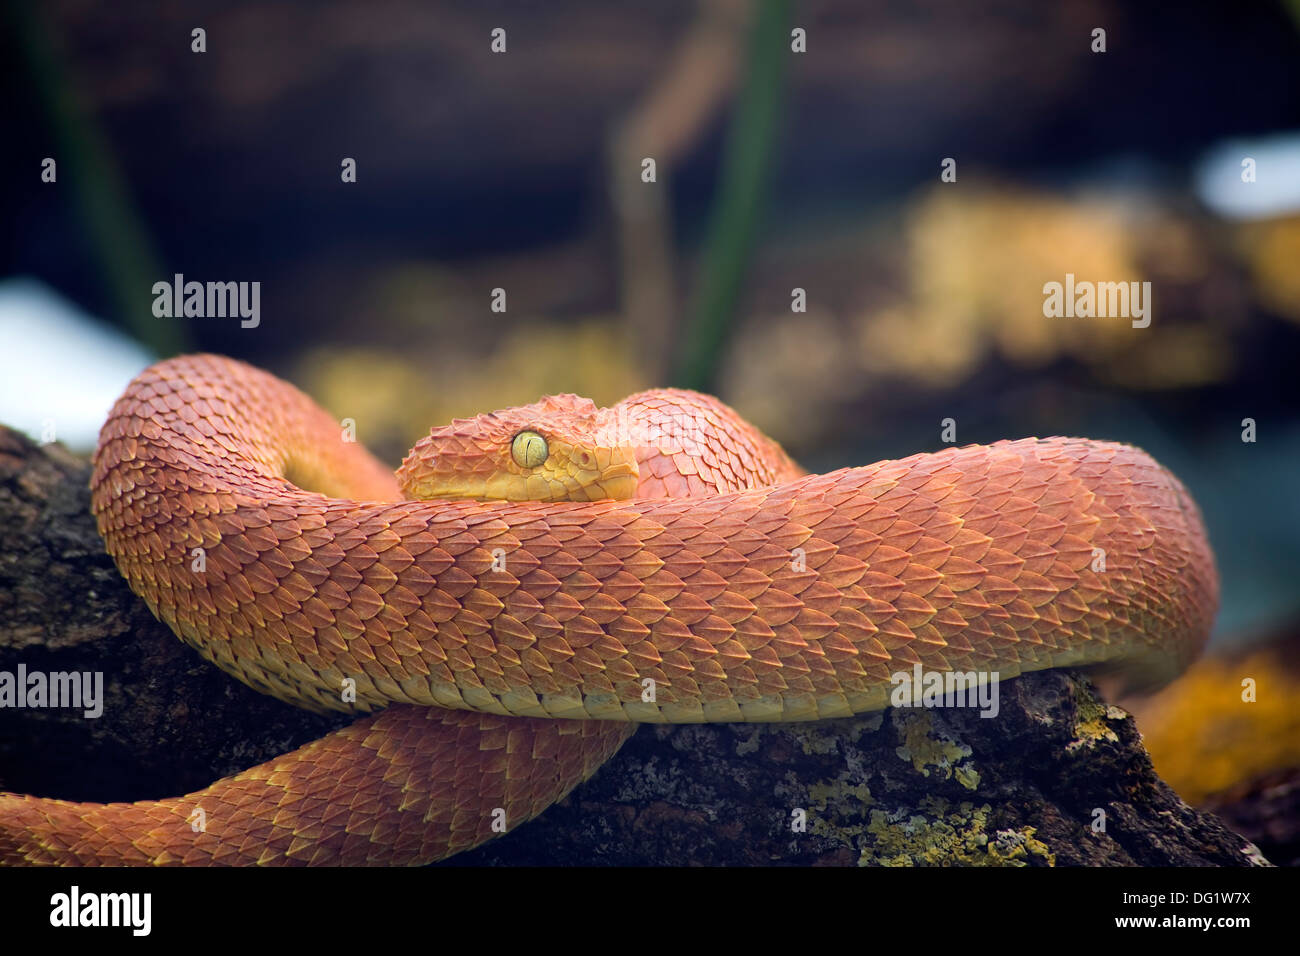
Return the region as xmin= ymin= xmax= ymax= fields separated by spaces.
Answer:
xmin=0 ymin=355 xmax=1217 ymax=865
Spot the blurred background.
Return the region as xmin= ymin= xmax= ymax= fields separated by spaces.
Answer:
xmin=2 ymin=1 xmax=1299 ymax=856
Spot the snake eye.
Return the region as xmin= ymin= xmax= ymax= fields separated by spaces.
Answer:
xmin=510 ymin=430 xmax=548 ymax=469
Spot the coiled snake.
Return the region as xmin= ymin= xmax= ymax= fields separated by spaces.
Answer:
xmin=0 ymin=354 xmax=1217 ymax=865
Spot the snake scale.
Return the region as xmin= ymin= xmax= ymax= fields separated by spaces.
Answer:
xmin=0 ymin=354 xmax=1217 ymax=865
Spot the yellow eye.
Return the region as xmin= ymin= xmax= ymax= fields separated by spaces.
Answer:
xmin=510 ymin=430 xmax=548 ymax=469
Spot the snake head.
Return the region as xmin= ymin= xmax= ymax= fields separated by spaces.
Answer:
xmin=396 ymin=394 xmax=639 ymax=502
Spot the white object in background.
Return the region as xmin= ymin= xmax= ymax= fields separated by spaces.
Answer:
xmin=1195 ymin=130 xmax=1300 ymax=221
xmin=0 ymin=278 xmax=155 ymax=452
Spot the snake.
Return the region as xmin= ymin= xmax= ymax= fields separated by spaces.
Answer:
xmin=0 ymin=354 xmax=1218 ymax=865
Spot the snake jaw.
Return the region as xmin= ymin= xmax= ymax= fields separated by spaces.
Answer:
xmin=579 ymin=465 xmax=638 ymax=501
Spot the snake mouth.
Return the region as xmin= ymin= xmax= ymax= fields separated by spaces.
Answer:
xmin=410 ymin=465 xmax=639 ymax=503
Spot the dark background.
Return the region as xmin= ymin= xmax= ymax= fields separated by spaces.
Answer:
xmin=4 ymin=0 xmax=1299 ymax=646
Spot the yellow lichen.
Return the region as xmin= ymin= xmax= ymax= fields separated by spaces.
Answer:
xmin=1068 ymin=691 xmax=1123 ymax=752
xmin=857 ymin=798 xmax=1055 ymax=866
xmin=796 ymin=714 xmax=883 ymax=756
xmin=953 ymin=763 xmax=981 ymax=791
xmin=808 ymin=779 xmax=874 ymax=812
xmin=987 ymin=826 xmax=1056 ymax=865
xmin=893 ymin=710 xmax=974 ymax=780
xmin=857 ymin=796 xmax=1054 ymax=866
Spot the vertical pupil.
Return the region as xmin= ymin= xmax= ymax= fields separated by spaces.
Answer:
xmin=513 ymin=431 xmax=546 ymax=468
